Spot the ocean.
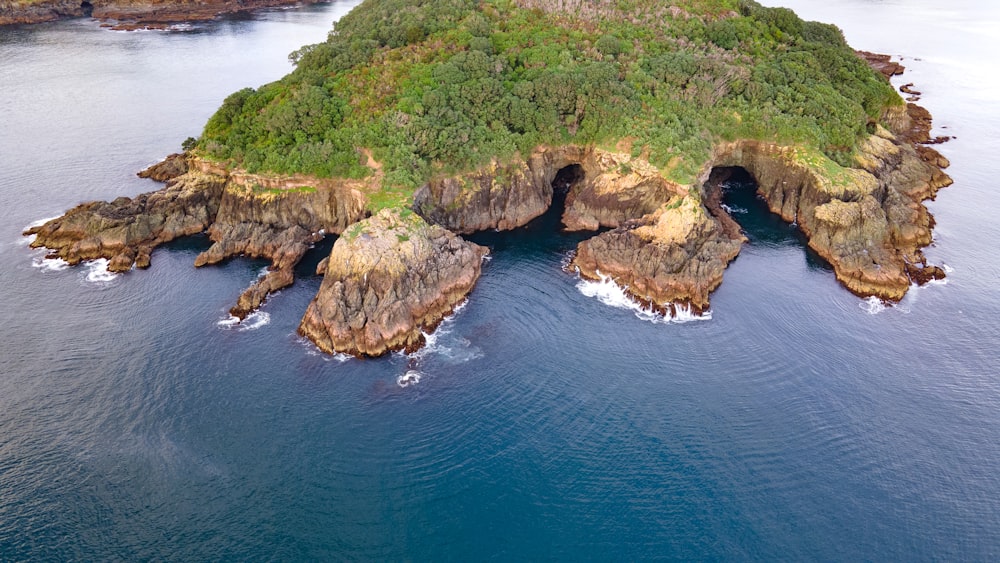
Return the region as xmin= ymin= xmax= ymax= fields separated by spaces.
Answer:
xmin=2 ymin=0 xmax=999 ymax=558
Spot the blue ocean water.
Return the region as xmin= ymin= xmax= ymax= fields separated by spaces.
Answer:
xmin=2 ymin=1 xmax=999 ymax=559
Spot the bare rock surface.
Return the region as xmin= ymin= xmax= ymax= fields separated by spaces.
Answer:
xmin=298 ymin=209 xmax=487 ymax=357
xmin=24 ymin=171 xmax=225 ymax=272
xmin=571 ymin=196 xmax=743 ymax=314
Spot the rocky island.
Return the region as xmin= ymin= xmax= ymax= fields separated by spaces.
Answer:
xmin=24 ymin=0 xmax=952 ymax=356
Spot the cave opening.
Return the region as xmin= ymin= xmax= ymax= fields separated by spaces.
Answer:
xmin=80 ymin=1 xmax=93 ymax=16
xmin=466 ymin=163 xmax=592 ymax=254
xmin=711 ymin=166 xmax=831 ymax=270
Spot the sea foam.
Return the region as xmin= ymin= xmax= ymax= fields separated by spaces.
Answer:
xmin=217 ymin=310 xmax=271 ymax=331
xmin=576 ymin=272 xmax=710 ymax=324
xmin=397 ymin=370 xmax=422 ymax=388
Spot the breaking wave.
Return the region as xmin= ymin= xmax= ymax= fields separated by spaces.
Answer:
xmin=217 ymin=310 xmax=271 ymax=331
xmin=576 ymin=272 xmax=710 ymax=324
xmin=397 ymin=370 xmax=422 ymax=388
xmin=84 ymin=258 xmax=120 ymax=283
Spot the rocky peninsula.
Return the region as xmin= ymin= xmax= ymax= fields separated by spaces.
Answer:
xmin=0 ymin=0 xmax=323 ymax=29
xmin=25 ymin=0 xmax=952 ymax=356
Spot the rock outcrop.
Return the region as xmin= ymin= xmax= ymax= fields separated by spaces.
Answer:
xmin=137 ymin=153 xmax=188 ymax=182
xmin=298 ymin=209 xmax=488 ymax=357
xmin=25 ymin=155 xmax=368 ymax=319
xmin=413 ymin=145 xmax=679 ymax=234
xmin=704 ymin=119 xmax=950 ymax=300
xmin=571 ymin=196 xmax=744 ymax=314
xmin=192 ymin=171 xmax=367 ymax=319
xmin=24 ymin=170 xmax=226 ymax=271
xmin=0 ymin=0 xmax=322 ymax=28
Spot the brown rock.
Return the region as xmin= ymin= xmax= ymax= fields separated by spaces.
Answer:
xmin=571 ymin=197 xmax=743 ymax=314
xmin=298 ymin=209 xmax=488 ymax=357
xmin=193 ymin=177 xmax=367 ymax=319
xmin=138 ymin=153 xmax=188 ymax=182
xmin=24 ymin=171 xmax=226 ymax=269
xmin=414 ymin=145 xmax=681 ymax=234
xmin=857 ymin=51 xmax=905 ymax=80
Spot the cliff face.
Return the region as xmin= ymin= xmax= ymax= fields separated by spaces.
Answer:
xmin=190 ymin=164 xmax=368 ymax=318
xmin=298 ymin=209 xmax=487 ymax=357
xmin=705 ymin=113 xmax=950 ymax=300
xmin=413 ymin=145 xmax=682 ymax=234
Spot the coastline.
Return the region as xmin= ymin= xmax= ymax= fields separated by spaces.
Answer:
xmin=0 ymin=0 xmax=327 ymax=29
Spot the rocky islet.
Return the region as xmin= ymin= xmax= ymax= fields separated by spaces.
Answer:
xmin=22 ymin=0 xmax=953 ymax=357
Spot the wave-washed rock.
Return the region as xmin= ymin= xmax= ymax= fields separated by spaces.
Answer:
xmin=298 ymin=208 xmax=487 ymax=357
xmin=24 ymin=49 xmax=953 ymax=355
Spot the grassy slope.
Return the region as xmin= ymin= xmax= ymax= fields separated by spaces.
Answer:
xmin=195 ymin=0 xmax=900 ymax=209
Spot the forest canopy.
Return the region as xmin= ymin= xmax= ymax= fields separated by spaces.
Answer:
xmin=196 ymin=0 xmax=899 ymax=192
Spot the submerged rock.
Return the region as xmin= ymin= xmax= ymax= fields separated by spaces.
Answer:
xmin=298 ymin=209 xmax=487 ymax=357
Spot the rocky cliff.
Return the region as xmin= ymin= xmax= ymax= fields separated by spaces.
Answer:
xmin=190 ymin=165 xmax=367 ymax=318
xmin=25 ymin=154 xmax=368 ymax=319
xmin=414 ymin=145 xmax=681 ymax=234
xmin=25 ymin=169 xmax=225 ymax=272
xmin=298 ymin=208 xmax=487 ymax=357
xmin=704 ymin=111 xmax=950 ymax=301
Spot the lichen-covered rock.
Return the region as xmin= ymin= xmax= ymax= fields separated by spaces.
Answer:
xmin=192 ymin=174 xmax=368 ymax=319
xmin=571 ymin=196 xmax=743 ymax=313
xmin=705 ymin=125 xmax=950 ymax=301
xmin=138 ymin=153 xmax=188 ymax=182
xmin=298 ymin=209 xmax=488 ymax=357
xmin=24 ymin=171 xmax=226 ymax=272
xmin=414 ymin=145 xmax=680 ymax=233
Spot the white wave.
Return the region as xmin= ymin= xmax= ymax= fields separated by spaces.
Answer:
xmin=32 ymin=255 xmax=70 ymax=272
xmin=19 ymin=215 xmax=61 ymax=246
xmin=293 ymin=335 xmax=353 ymax=361
xmin=942 ymin=263 xmax=954 ymax=274
xmin=84 ymin=258 xmax=120 ymax=283
xmin=397 ymin=370 xmax=422 ymax=388
xmin=217 ymin=310 xmax=271 ymax=331
xmin=859 ymin=296 xmax=888 ymax=315
xmin=720 ymin=203 xmax=748 ymax=214
xmin=406 ymin=298 xmax=482 ymax=363
xmin=576 ymin=272 xmax=710 ymax=324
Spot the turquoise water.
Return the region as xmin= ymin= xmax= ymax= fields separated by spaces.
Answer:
xmin=2 ymin=1 xmax=1000 ymax=559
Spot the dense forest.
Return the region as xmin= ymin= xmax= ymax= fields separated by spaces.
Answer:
xmin=196 ymin=0 xmax=899 ymax=206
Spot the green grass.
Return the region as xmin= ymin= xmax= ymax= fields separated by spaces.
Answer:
xmin=194 ymin=0 xmax=900 ymax=196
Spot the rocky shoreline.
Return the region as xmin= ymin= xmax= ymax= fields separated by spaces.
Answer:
xmin=24 ymin=50 xmax=951 ymax=357
xmin=0 ymin=0 xmax=324 ymax=29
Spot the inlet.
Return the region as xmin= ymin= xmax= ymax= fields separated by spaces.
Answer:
xmin=466 ymin=163 xmax=592 ymax=253
xmin=550 ymin=163 xmax=585 ymax=230
xmin=709 ymin=166 xmax=831 ymax=270
xmin=80 ymin=1 xmax=93 ymax=16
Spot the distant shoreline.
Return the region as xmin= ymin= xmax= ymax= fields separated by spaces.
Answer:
xmin=0 ymin=0 xmax=326 ymax=30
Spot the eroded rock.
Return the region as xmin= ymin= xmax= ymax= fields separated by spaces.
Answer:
xmin=571 ymin=196 xmax=743 ymax=313
xmin=192 ymin=174 xmax=368 ymax=319
xmin=298 ymin=209 xmax=488 ymax=357
xmin=24 ymin=171 xmax=226 ymax=272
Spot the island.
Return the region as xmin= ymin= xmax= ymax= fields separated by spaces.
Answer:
xmin=24 ymin=0 xmax=952 ymax=356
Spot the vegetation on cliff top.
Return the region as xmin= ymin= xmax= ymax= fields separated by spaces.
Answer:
xmin=196 ymin=0 xmax=899 ymax=203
